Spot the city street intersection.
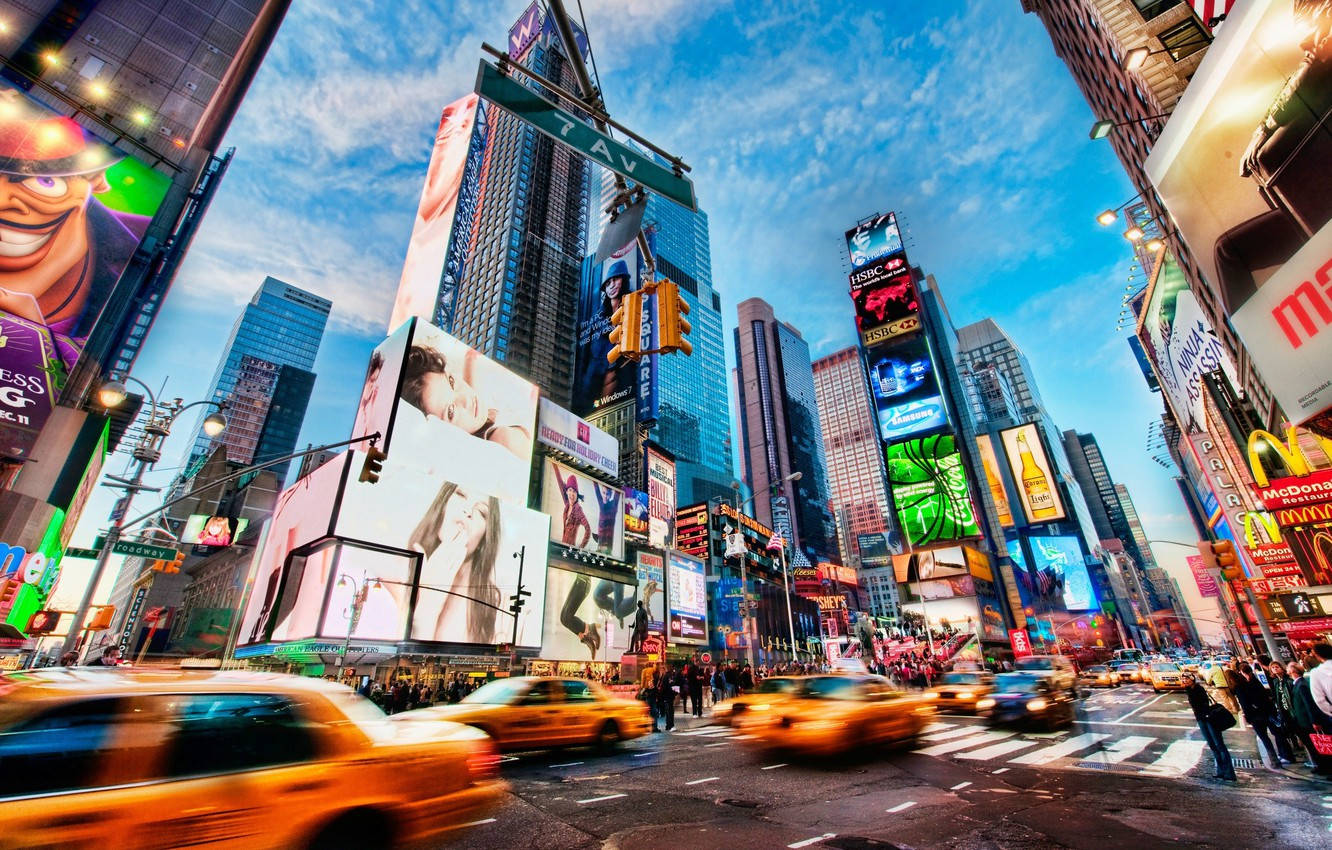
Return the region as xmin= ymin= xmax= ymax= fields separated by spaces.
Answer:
xmin=445 ymin=686 xmax=1332 ymax=849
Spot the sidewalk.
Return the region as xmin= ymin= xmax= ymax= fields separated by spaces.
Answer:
xmin=650 ymin=702 xmax=718 ymax=733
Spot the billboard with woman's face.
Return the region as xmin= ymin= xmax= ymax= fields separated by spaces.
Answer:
xmin=541 ymin=459 xmax=624 ymax=560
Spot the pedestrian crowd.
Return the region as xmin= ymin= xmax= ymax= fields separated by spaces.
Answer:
xmin=638 ymin=658 xmax=833 ymax=731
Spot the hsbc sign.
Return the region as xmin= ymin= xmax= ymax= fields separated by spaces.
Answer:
xmin=849 ymin=255 xmax=910 ymax=292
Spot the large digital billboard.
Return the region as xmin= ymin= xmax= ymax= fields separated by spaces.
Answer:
xmin=351 ymin=321 xmax=410 ymax=448
xmin=572 ymin=237 xmax=648 ymax=416
xmin=646 ymin=447 xmax=677 ymax=549
xmin=866 ymin=336 xmax=946 ymax=441
xmin=1145 ymin=0 xmax=1332 ymax=429
xmin=974 ymin=434 xmax=1016 ymax=527
xmin=886 ymin=434 xmax=981 ymax=546
xmin=541 ymin=563 xmax=635 ymax=661
xmin=845 ymin=212 xmax=904 ymax=271
xmin=667 ymin=552 xmax=707 ymax=643
xmin=1029 ymin=536 xmax=1097 ymax=612
xmin=853 ymin=275 xmax=921 ymax=348
xmin=636 ymin=550 xmax=665 ymax=633
xmin=0 ymin=81 xmax=171 ymax=461
xmin=541 ymin=459 xmax=624 ymax=561
xmin=999 ymin=424 xmax=1067 ymax=525
xmin=536 ymin=398 xmax=618 ymax=478
xmin=389 ymin=94 xmax=484 ymax=333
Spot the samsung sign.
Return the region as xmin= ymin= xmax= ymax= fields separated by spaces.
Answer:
xmin=536 ymin=398 xmax=618 ymax=478
xmin=879 ymin=396 xmax=947 ymax=442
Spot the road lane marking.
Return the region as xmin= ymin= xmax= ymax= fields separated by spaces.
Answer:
xmin=915 ymin=731 xmax=1015 ymax=756
xmin=992 ymin=767 xmax=1010 ymax=774
xmin=632 ymin=751 xmax=657 ymax=758
xmin=686 ymin=776 xmax=720 ymax=785
xmin=886 ymin=801 xmax=917 ymax=813
xmin=1074 ymin=720 xmax=1193 ymax=730
xmin=923 ymin=722 xmax=957 ymax=733
xmin=499 ymin=756 xmax=520 ymax=763
xmin=1081 ymin=735 xmax=1155 ymax=764
xmin=957 ymin=739 xmax=1039 ymax=761
xmin=950 ymin=781 xmax=972 ymax=790
xmin=761 ymin=763 xmax=788 ymax=770
xmin=733 ymin=734 xmax=758 ymax=740
xmin=1009 ymin=733 xmax=1111 ymax=765
xmin=788 ymin=834 xmax=836 ymax=849
xmin=704 ymin=741 xmax=730 ymax=748
xmin=577 ymin=793 xmax=627 ymax=804
xmin=550 ymin=761 xmax=584 ymax=767
xmin=680 ymin=728 xmax=731 ymax=737
xmin=459 ymin=818 xmax=498 ymax=827
xmin=922 ymin=726 xmax=987 ymax=742
xmin=1141 ymin=739 xmax=1207 ymax=776
xmin=1113 ymin=694 xmax=1165 ymax=724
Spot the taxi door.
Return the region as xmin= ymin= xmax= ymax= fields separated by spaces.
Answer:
xmin=507 ymin=681 xmax=566 ymax=748
xmin=558 ymin=679 xmax=603 ymax=744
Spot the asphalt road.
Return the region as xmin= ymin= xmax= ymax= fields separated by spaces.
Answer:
xmin=436 ymin=684 xmax=1332 ymax=849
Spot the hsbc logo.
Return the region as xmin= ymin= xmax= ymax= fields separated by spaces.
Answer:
xmin=1271 ymin=256 xmax=1332 ymax=349
xmin=861 ymin=315 xmax=920 ymax=346
xmin=848 ymin=256 xmax=908 ymax=291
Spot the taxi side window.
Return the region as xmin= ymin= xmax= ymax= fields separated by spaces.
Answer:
xmin=523 ymin=682 xmax=561 ymax=705
xmin=161 ymin=694 xmax=317 ymax=778
xmin=0 ymin=698 xmax=124 ymax=797
xmin=561 ymin=680 xmax=595 ymax=702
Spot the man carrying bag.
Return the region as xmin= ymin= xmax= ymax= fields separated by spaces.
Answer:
xmin=1185 ymin=672 xmax=1237 ymax=782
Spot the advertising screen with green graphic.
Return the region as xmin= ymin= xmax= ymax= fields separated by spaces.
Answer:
xmin=886 ymin=434 xmax=981 ymax=546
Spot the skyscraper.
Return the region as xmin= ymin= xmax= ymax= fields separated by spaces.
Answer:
xmin=591 ymin=150 xmax=733 ymax=505
xmin=734 ymin=297 xmax=836 ymax=565
xmin=184 ymin=277 xmax=329 ymax=481
xmin=811 ymin=347 xmax=894 ymax=567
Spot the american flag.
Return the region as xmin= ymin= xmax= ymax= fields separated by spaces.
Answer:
xmin=766 ymin=533 xmax=785 ymax=552
xmin=1191 ymin=0 xmax=1235 ymax=31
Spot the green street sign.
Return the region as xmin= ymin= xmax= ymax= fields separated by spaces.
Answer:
xmin=64 ymin=547 xmax=103 ymax=559
xmin=112 ymin=540 xmax=179 ymax=561
xmin=475 ymin=60 xmax=696 ymax=211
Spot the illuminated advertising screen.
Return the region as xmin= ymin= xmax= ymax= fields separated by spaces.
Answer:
xmin=0 ymin=81 xmax=170 ymax=461
xmin=540 ymin=563 xmax=635 ymax=661
xmin=541 ymin=459 xmax=624 ymax=561
xmin=974 ymin=435 xmax=1016 ymax=528
xmin=999 ymin=424 xmax=1067 ymax=525
xmin=857 ymin=532 xmax=891 ymax=569
xmin=334 ymin=450 xmax=550 ymax=646
xmin=646 ymin=448 xmax=677 ymax=549
xmin=572 ymin=238 xmax=648 ymax=416
xmin=388 ymin=319 xmax=538 ymax=504
xmin=886 ymin=434 xmax=981 ymax=546
xmin=536 ymin=398 xmax=618 ymax=478
xmin=853 ymin=275 xmax=921 ymax=348
xmin=916 ymin=546 xmax=969 ymax=580
xmin=667 ymin=552 xmax=707 ymax=643
xmin=624 ymin=487 xmax=649 ymax=537
xmin=1145 ymin=0 xmax=1332 ymax=428
xmin=913 ymin=575 xmax=975 ymax=601
xmin=317 ymin=544 xmax=414 ymax=642
xmin=845 ymin=212 xmax=904 ymax=271
xmin=849 ymin=252 xmax=911 ymax=293
xmin=866 ymin=336 xmax=945 ymax=441
xmin=181 ymin=515 xmax=251 ymax=547
xmin=351 ymin=321 xmax=410 ymax=449
xmin=1029 ymin=535 xmax=1097 ymax=612
xmin=673 ymin=503 xmax=710 ymax=560
xmin=389 ymin=94 xmax=483 ymax=333
xmin=636 ymin=551 xmax=665 ymax=633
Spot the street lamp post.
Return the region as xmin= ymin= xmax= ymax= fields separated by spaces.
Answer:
xmin=731 ymin=471 xmax=803 ymax=666
xmin=60 ymin=376 xmax=225 ymax=660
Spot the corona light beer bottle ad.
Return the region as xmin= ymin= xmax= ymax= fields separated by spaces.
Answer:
xmin=1000 ymin=423 xmax=1066 ymax=525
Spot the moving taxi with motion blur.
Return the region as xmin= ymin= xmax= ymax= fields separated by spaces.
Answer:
xmin=714 ymin=675 xmax=804 ymax=727
xmin=0 ymin=669 xmax=504 ymax=850
xmin=1078 ymin=664 xmax=1121 ymax=688
xmin=977 ymin=671 xmax=1077 ymax=730
xmin=736 ymin=674 xmax=934 ymax=758
xmin=1110 ymin=661 xmax=1144 ymax=683
xmin=923 ymin=670 xmax=996 ymax=714
xmin=1147 ymin=662 xmax=1187 ymax=692
xmin=407 ymin=676 xmax=652 ymax=751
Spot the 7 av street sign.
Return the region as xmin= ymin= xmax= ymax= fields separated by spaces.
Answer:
xmin=475 ymin=60 xmax=697 ymax=211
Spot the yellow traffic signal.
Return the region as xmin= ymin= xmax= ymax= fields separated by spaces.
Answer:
xmin=656 ymin=280 xmax=692 ymax=356
xmin=608 ymin=290 xmax=643 ymax=363
xmin=163 ymin=552 xmax=185 ymax=574
xmin=359 ymin=446 xmax=387 ymax=484
xmin=1212 ymin=540 xmax=1242 ymax=582
xmin=86 ymin=605 xmax=115 ymax=631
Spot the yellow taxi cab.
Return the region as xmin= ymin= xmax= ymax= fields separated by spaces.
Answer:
xmin=923 ymin=670 xmax=996 ymax=714
xmin=1077 ymin=664 xmax=1120 ymax=688
xmin=736 ymin=674 xmax=934 ymax=758
xmin=1110 ymin=661 xmax=1144 ymax=683
xmin=409 ymin=676 xmax=652 ymax=751
xmin=714 ymin=675 xmax=804 ymax=727
xmin=0 ymin=668 xmax=504 ymax=850
xmin=1147 ymin=662 xmax=1188 ymax=692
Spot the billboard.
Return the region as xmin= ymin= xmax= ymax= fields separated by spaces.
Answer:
xmin=389 ymin=94 xmax=483 ymax=332
xmin=849 ymin=252 xmax=911 ymax=293
xmin=646 ymin=447 xmax=676 ymax=549
xmin=885 ymin=434 xmax=981 ymax=546
xmin=974 ymin=434 xmax=1016 ymax=528
xmin=1187 ymin=554 xmax=1221 ymax=598
xmin=390 ymin=319 xmax=538 ymax=503
xmin=845 ymin=212 xmax=904 ymax=271
xmin=865 ymin=336 xmax=945 ymax=441
xmin=351 ymin=321 xmax=410 ymax=448
xmin=999 ymin=424 xmax=1067 ymax=525
xmin=536 ymin=398 xmax=618 ymax=478
xmin=541 ymin=563 xmax=635 ymax=661
xmin=667 ymin=552 xmax=707 ymax=643
xmin=317 ymin=545 xmax=415 ymax=642
xmin=1144 ymin=0 xmax=1332 ymax=427
xmin=853 ymin=275 xmax=921 ymax=348
xmin=572 ymin=238 xmax=647 ymax=416
xmin=1029 ymin=536 xmax=1097 ymax=612
xmin=857 ymin=532 xmax=891 ymax=569
xmin=1135 ymin=254 xmax=1239 ymax=434
xmin=541 ymin=459 xmax=624 ymax=561
xmin=624 ymin=487 xmax=649 ymax=537
xmin=0 ymin=81 xmax=170 ymax=460
xmin=636 ymin=550 xmax=665 ymax=633
xmin=181 ymin=515 xmax=251 ymax=547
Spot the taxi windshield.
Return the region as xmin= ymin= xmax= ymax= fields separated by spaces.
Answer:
xmin=1151 ymin=663 xmax=1180 ymax=672
xmin=461 ymin=678 xmax=530 ymax=705
xmin=940 ymin=672 xmax=987 ymax=685
xmin=994 ymin=672 xmax=1047 ymax=692
xmin=757 ymin=677 xmax=798 ymax=694
xmin=799 ymin=676 xmax=863 ymax=700
xmin=1086 ymin=666 xmax=1108 ymax=673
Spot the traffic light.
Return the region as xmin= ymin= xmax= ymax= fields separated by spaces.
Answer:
xmin=26 ymin=610 xmax=59 ymax=634
xmin=359 ymin=446 xmax=387 ymax=484
xmin=656 ymin=280 xmax=692 ymax=356
xmin=164 ymin=552 xmax=185 ymax=574
xmin=86 ymin=605 xmax=115 ymax=631
xmin=1212 ymin=540 xmax=1242 ymax=581
xmin=607 ymin=290 xmax=643 ymax=363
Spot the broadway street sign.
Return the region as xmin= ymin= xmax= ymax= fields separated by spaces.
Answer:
xmin=475 ymin=60 xmax=696 ymax=211
xmin=112 ymin=540 xmax=179 ymax=561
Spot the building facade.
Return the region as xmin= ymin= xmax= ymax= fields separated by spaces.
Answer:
xmin=184 ymin=277 xmax=328 ymax=481
xmin=734 ymin=297 xmax=836 ymax=566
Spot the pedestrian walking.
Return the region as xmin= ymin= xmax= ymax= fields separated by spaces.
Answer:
xmin=724 ymin=662 xmax=740 ymax=699
xmin=689 ymin=662 xmax=705 ymax=717
xmin=1234 ymin=661 xmax=1294 ymax=766
xmin=1209 ymin=661 xmax=1241 ymax=716
xmin=656 ymin=664 xmax=678 ymax=731
xmin=1310 ymin=643 xmax=1332 ymax=720
xmin=1184 ymin=673 xmax=1237 ymax=781
xmin=1266 ymin=661 xmax=1301 ymax=762
xmin=1288 ymin=661 xmax=1332 ymax=775
xmin=739 ymin=663 xmax=754 ymax=695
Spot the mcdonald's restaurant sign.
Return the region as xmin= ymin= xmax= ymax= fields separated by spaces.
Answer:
xmin=1246 ymin=427 xmax=1332 ymax=511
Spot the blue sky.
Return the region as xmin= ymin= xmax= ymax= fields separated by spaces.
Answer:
xmin=59 ymin=0 xmax=1198 ymax=606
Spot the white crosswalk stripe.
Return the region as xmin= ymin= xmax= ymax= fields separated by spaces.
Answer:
xmin=1141 ymin=739 xmax=1207 ymax=776
xmin=956 ymin=739 xmax=1039 ymax=761
xmin=1080 ymin=735 xmax=1156 ymax=765
xmin=922 ymin=726 xmax=988 ymax=742
xmin=1009 ymin=733 xmax=1111 ymax=765
xmin=922 ymin=722 xmax=957 ymax=733
xmin=915 ymin=731 xmax=1015 ymax=756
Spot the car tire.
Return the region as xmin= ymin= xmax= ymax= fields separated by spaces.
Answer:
xmin=595 ymin=720 xmax=621 ymax=753
xmin=307 ymin=809 xmax=391 ymax=850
